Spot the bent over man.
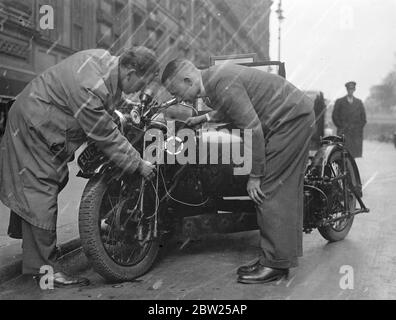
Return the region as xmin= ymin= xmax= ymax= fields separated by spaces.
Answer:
xmin=0 ymin=47 xmax=158 ymax=287
xmin=161 ymin=60 xmax=315 ymax=284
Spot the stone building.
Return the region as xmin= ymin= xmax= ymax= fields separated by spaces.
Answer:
xmin=222 ymin=0 xmax=272 ymax=59
xmin=0 ymin=0 xmax=272 ymax=133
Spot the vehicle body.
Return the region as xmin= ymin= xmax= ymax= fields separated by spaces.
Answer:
xmin=76 ymin=61 xmax=369 ymax=282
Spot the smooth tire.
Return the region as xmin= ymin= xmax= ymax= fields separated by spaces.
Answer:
xmin=79 ymin=175 xmax=161 ymax=282
xmin=318 ymin=150 xmax=357 ymax=242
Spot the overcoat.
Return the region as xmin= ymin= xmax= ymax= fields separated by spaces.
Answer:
xmin=0 ymin=49 xmax=142 ymax=231
xmin=202 ymin=64 xmax=315 ymax=267
xmin=332 ymin=96 xmax=366 ymax=158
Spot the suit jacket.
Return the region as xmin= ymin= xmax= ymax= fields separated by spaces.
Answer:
xmin=0 ymin=49 xmax=142 ymax=230
xmin=202 ymin=63 xmax=314 ymax=177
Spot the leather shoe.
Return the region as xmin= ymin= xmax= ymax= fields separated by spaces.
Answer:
xmin=237 ymin=260 xmax=261 ymax=276
xmin=34 ymin=272 xmax=90 ymax=288
xmin=237 ymin=264 xmax=289 ymax=284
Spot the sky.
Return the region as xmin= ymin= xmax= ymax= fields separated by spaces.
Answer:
xmin=269 ymin=0 xmax=396 ymax=102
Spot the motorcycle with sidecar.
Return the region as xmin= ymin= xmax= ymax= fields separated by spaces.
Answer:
xmin=76 ymin=62 xmax=369 ymax=282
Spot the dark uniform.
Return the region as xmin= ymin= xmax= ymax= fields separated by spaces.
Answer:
xmin=332 ymin=92 xmax=367 ymax=158
xmin=0 ymin=49 xmax=143 ymax=275
xmin=202 ymin=64 xmax=315 ymax=269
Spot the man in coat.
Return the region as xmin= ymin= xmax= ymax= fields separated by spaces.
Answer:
xmin=161 ymin=60 xmax=315 ymax=284
xmin=332 ymin=81 xmax=367 ymax=158
xmin=0 ymin=47 xmax=158 ymax=287
xmin=311 ymin=92 xmax=327 ymax=150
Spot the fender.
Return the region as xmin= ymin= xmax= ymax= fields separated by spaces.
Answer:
xmin=309 ymin=137 xmax=363 ymax=197
xmin=77 ymin=161 xmax=112 ymax=179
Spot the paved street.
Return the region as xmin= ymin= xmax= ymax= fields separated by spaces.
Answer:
xmin=0 ymin=140 xmax=395 ymax=300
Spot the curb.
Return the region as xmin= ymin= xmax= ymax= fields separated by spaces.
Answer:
xmin=0 ymin=238 xmax=90 ymax=285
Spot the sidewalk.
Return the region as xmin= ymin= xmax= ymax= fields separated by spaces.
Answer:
xmin=0 ymin=159 xmax=87 ymax=283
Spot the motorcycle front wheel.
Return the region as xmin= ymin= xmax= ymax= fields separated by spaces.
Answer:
xmin=79 ymin=174 xmax=163 ymax=282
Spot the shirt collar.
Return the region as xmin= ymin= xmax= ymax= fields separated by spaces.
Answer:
xmin=347 ymin=96 xmax=354 ymax=104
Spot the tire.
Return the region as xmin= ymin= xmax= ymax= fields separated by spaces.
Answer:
xmin=319 ymin=215 xmax=355 ymax=242
xmin=79 ymin=175 xmax=161 ymax=282
xmin=318 ymin=150 xmax=357 ymax=242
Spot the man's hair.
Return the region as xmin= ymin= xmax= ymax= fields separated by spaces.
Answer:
xmin=120 ymin=46 xmax=159 ymax=77
xmin=161 ymin=59 xmax=194 ymax=84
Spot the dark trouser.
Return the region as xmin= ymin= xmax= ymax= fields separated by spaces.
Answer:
xmin=7 ymin=174 xmax=68 ymax=275
xmin=21 ymin=219 xmax=59 ymax=275
xmin=257 ymin=113 xmax=315 ymax=269
xmin=8 ymin=211 xmax=59 ymax=275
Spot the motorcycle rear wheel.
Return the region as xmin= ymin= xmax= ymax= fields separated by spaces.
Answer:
xmin=318 ymin=150 xmax=357 ymax=242
xmin=79 ymin=175 xmax=162 ymax=282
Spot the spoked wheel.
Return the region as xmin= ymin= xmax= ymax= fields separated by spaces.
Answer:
xmin=79 ymin=174 xmax=164 ymax=282
xmin=318 ymin=150 xmax=357 ymax=242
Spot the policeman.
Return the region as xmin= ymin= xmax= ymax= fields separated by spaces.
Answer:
xmin=332 ymin=81 xmax=367 ymax=158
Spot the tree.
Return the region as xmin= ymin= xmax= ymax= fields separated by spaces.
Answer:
xmin=366 ymin=56 xmax=396 ymax=114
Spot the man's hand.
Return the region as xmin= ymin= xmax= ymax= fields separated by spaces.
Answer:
xmin=185 ymin=115 xmax=206 ymax=128
xmin=247 ymin=176 xmax=265 ymax=205
xmin=138 ymin=160 xmax=156 ymax=180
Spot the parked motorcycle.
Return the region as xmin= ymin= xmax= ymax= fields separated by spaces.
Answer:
xmin=77 ymin=90 xmax=369 ymax=282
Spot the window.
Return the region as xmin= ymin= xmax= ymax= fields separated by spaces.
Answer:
xmin=71 ymin=0 xmax=84 ymax=50
xmin=100 ymin=23 xmax=112 ymax=38
xmin=72 ymin=0 xmax=82 ymax=22
xmin=114 ymin=2 xmax=125 ymax=38
xmin=72 ymin=24 xmax=83 ymax=50
xmin=132 ymin=12 xmax=144 ymax=45
xmin=97 ymin=22 xmax=112 ymax=48
xmin=180 ymin=1 xmax=190 ymax=28
xmin=115 ymin=2 xmax=124 ymax=15
xmin=156 ymin=28 xmax=164 ymax=41
xmin=101 ymin=0 xmax=113 ymax=15
xmin=168 ymin=0 xmax=178 ymax=14
xmin=133 ymin=13 xmax=143 ymax=30
xmin=180 ymin=17 xmax=186 ymax=29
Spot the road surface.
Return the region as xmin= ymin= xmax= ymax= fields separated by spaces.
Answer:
xmin=0 ymin=140 xmax=395 ymax=300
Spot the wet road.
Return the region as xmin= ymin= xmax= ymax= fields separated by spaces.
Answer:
xmin=0 ymin=141 xmax=395 ymax=300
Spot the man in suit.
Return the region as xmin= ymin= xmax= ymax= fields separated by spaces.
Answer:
xmin=161 ymin=59 xmax=315 ymax=284
xmin=332 ymin=81 xmax=367 ymax=158
xmin=0 ymin=47 xmax=158 ymax=288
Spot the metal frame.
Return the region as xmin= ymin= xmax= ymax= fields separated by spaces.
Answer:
xmin=209 ymin=54 xmax=286 ymax=79
xmin=239 ymin=61 xmax=287 ymax=78
xmin=209 ymin=53 xmax=257 ymax=66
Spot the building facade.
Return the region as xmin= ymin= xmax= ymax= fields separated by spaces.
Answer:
xmin=0 ymin=0 xmax=272 ymax=134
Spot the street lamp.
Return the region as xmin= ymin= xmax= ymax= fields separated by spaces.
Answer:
xmin=275 ymin=0 xmax=285 ymax=61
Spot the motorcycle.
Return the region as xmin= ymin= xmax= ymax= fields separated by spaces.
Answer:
xmin=76 ymin=90 xmax=369 ymax=282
